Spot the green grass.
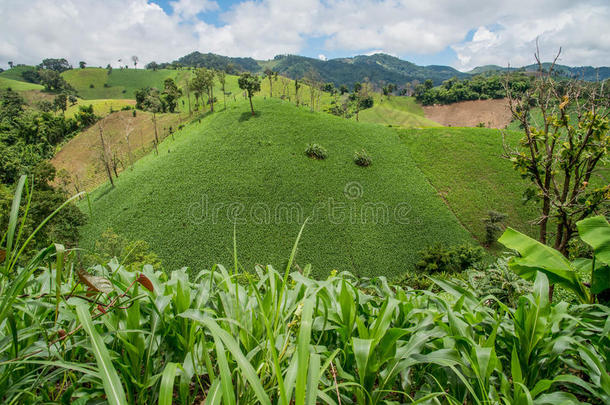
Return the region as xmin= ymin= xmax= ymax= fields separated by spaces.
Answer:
xmin=399 ymin=127 xmax=539 ymax=246
xmin=80 ymin=99 xmax=472 ymax=278
xmin=62 ymin=68 xmax=189 ymax=99
xmin=0 ymin=65 xmax=38 ymax=81
xmin=0 ymin=76 xmax=44 ymax=91
xmin=64 ymin=98 xmax=134 ymax=117
xmin=357 ymin=96 xmax=441 ymax=128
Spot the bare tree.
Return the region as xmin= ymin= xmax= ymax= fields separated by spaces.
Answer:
xmin=98 ymin=121 xmax=114 ymax=187
xmin=131 ymin=55 xmax=139 ymax=69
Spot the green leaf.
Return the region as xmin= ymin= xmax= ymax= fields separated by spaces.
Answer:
xmin=577 ymin=216 xmax=610 ymax=264
xmin=159 ymin=362 xmax=178 ymax=405
xmin=577 ymin=216 xmax=610 ymax=294
xmin=76 ymin=304 xmax=127 ymax=405
xmin=296 ymin=297 xmax=314 ymax=405
xmin=498 ymin=227 xmax=590 ymax=303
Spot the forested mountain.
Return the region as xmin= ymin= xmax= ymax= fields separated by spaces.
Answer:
xmin=170 ymin=52 xmax=610 ymax=88
xmin=468 ymin=63 xmax=610 ymax=81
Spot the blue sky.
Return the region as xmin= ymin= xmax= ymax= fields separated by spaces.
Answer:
xmin=1 ymin=0 xmax=609 ymax=71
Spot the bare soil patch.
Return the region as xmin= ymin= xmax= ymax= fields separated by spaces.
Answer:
xmin=52 ymin=110 xmax=187 ymax=192
xmin=423 ymin=98 xmax=512 ymax=128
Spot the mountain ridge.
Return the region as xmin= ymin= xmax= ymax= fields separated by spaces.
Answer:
xmin=171 ymin=51 xmax=610 ymax=87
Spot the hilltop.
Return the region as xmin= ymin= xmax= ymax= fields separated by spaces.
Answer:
xmin=79 ymin=99 xmax=472 ymax=278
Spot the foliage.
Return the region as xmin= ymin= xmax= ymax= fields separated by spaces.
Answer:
xmin=504 ymin=57 xmax=609 ymax=256
xmin=415 ymin=73 xmax=531 ymax=105
xmin=467 ymin=257 xmax=532 ymax=307
xmin=85 ymin=228 xmax=161 ymax=270
xmin=1 ymin=191 xmax=609 ymax=404
xmin=304 ymin=143 xmax=328 ymax=159
xmin=80 ymin=99 xmax=471 ymax=278
xmin=0 ymin=88 xmax=81 ymax=184
xmin=161 ymin=78 xmax=182 ymax=113
xmin=353 ymin=149 xmax=372 ymax=166
xmin=238 ymin=72 xmax=261 ymax=115
xmin=482 ymin=210 xmax=508 ymax=246
xmin=38 ymin=57 xmax=72 ymax=72
xmin=499 ymin=215 xmax=610 ymax=303
xmin=415 ymin=243 xmax=484 ymax=274
xmin=39 ymin=69 xmax=73 ymax=92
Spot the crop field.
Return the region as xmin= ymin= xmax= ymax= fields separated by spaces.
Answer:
xmin=79 ymin=99 xmax=473 ymax=278
xmin=399 ymin=126 xmax=539 ymax=245
xmin=357 ymin=96 xmax=441 ymax=128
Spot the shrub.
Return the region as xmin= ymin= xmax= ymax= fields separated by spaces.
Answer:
xmin=482 ymin=210 xmax=508 ymax=246
xmin=467 ymin=257 xmax=531 ymax=307
xmin=415 ymin=243 xmax=484 ymax=274
xmin=89 ymin=83 xmax=94 ymax=88
xmin=304 ymin=143 xmax=328 ymax=159
xmin=354 ymin=149 xmax=372 ymax=166
xmin=121 ymin=105 xmax=132 ymax=111
xmin=103 ymin=83 xmax=110 ymax=88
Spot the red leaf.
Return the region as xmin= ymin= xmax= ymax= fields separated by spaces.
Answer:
xmin=136 ymin=273 xmax=154 ymax=292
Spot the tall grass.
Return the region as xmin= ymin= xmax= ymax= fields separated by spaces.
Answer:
xmin=1 ymin=180 xmax=608 ymax=404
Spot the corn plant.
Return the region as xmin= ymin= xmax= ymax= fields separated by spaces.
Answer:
xmin=1 ymin=181 xmax=609 ymax=404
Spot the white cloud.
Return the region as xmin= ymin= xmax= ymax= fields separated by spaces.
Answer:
xmin=318 ymin=54 xmax=327 ymax=61
xmin=170 ymin=0 xmax=218 ymax=20
xmin=0 ymin=0 xmax=608 ymax=70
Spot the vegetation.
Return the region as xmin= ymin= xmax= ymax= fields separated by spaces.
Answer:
xmin=353 ymin=149 xmax=372 ymax=167
xmin=504 ymin=55 xmax=609 ymax=259
xmin=415 ymin=243 xmax=484 ymax=274
xmin=79 ymin=99 xmax=471 ymax=278
xmin=400 ymin=127 xmax=539 ymax=244
xmin=238 ymin=72 xmax=261 ymax=115
xmin=304 ymin=143 xmax=328 ymax=159
xmin=1 ymin=183 xmax=609 ymax=404
xmin=414 ymin=74 xmax=531 ymax=105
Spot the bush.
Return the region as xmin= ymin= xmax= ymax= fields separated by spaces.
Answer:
xmin=467 ymin=257 xmax=531 ymax=307
xmin=89 ymin=83 xmax=94 ymax=88
xmin=415 ymin=243 xmax=484 ymax=274
xmin=121 ymin=105 xmax=132 ymax=111
xmin=353 ymin=149 xmax=372 ymax=166
xmin=482 ymin=210 xmax=508 ymax=246
xmin=103 ymin=83 xmax=110 ymax=88
xmin=304 ymin=143 xmax=328 ymax=159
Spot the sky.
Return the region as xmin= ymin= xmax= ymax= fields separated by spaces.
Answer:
xmin=0 ymin=0 xmax=609 ymax=72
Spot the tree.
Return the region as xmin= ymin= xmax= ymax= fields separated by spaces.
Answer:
xmin=294 ymin=78 xmax=301 ymax=106
xmin=40 ymin=58 xmax=71 ymax=72
xmin=503 ymin=47 xmax=610 ymax=300
xmin=106 ymin=64 xmax=113 ymax=75
xmin=217 ymin=70 xmax=227 ymax=110
xmin=79 ymin=61 xmax=86 ymax=69
xmin=192 ymin=68 xmax=215 ymax=113
xmin=131 ymin=55 xmax=139 ymax=69
xmin=162 ymin=78 xmax=182 ymax=113
xmin=339 ymin=84 xmax=348 ymax=95
xmin=98 ymin=121 xmax=114 ymax=187
xmin=39 ymin=69 xmax=71 ymax=92
xmin=146 ymin=61 xmax=159 ymax=71
xmin=264 ymin=69 xmax=277 ymax=97
xmin=53 ymin=93 xmax=68 ymax=115
xmin=238 ymin=72 xmax=261 ymax=115
xmin=8 ymin=61 xmax=13 ymax=69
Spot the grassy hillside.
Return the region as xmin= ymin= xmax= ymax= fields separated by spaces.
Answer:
xmin=399 ymin=127 xmax=539 ymax=245
xmin=80 ymin=99 xmax=472 ymax=278
xmin=0 ymin=76 xmax=43 ymax=91
xmin=62 ymin=68 xmax=190 ymax=99
xmin=0 ymin=65 xmax=38 ymax=81
xmin=357 ymin=96 xmax=441 ymax=128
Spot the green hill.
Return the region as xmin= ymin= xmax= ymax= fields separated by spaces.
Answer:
xmin=80 ymin=99 xmax=472 ymax=278
xmin=399 ymin=127 xmax=539 ymax=245
xmin=357 ymin=96 xmax=441 ymax=128
xmin=0 ymin=76 xmax=43 ymax=91
xmin=61 ymin=68 xmax=192 ymax=99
